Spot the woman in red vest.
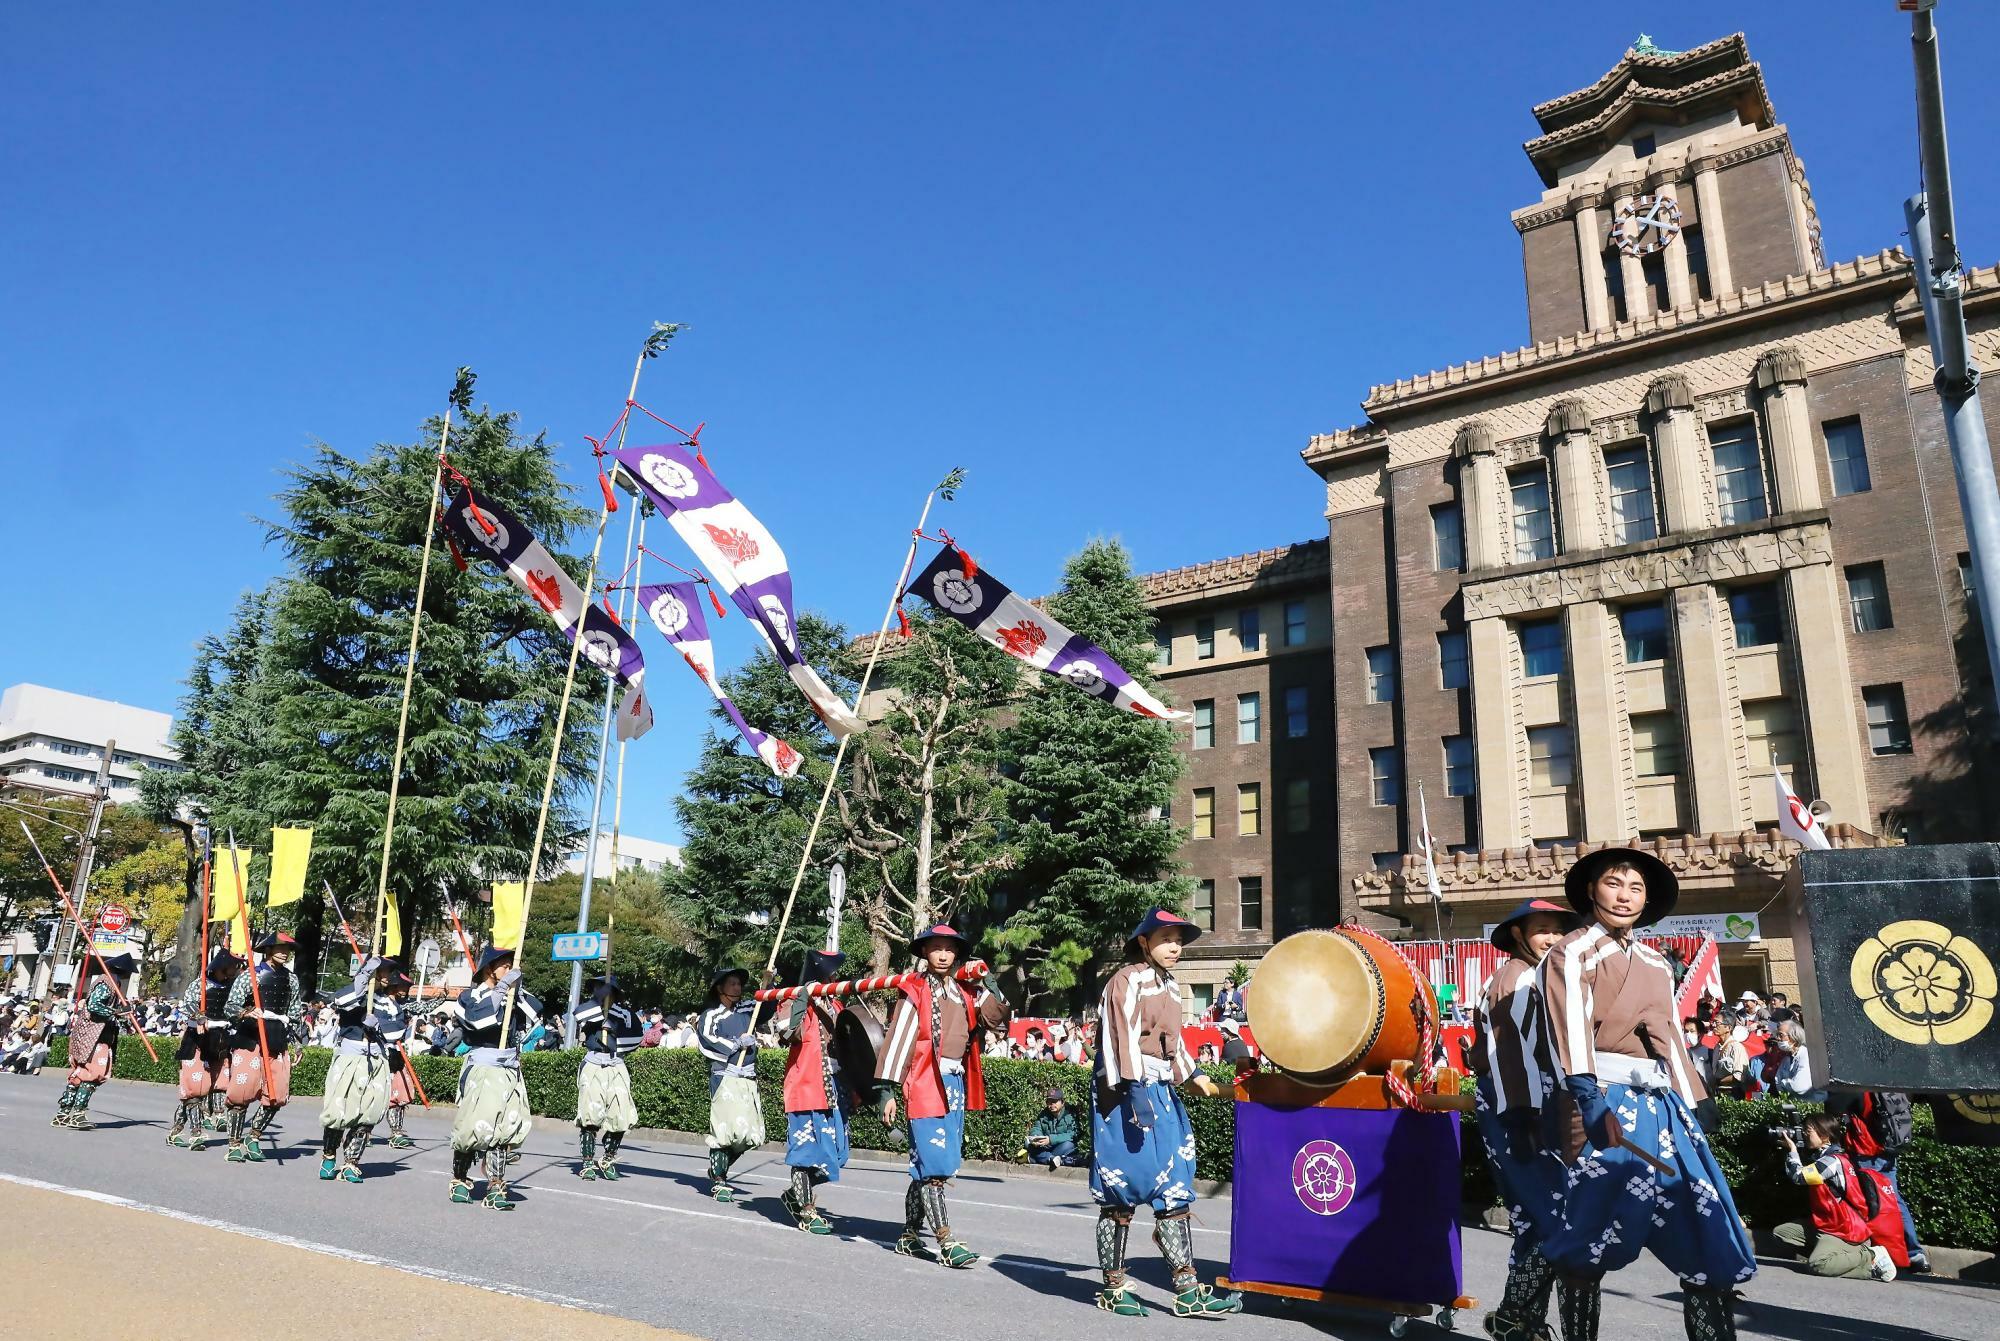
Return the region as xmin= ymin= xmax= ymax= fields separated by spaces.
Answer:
xmin=1776 ymin=1115 xmax=1902 ymax=1281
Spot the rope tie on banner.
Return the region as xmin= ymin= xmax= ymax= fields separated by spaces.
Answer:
xmin=628 ymin=401 xmax=708 ymax=470
xmin=440 ymin=459 xmax=498 ymax=538
xmin=935 ymin=527 xmax=976 ymax=580
xmin=630 ymin=546 xmax=729 ymax=619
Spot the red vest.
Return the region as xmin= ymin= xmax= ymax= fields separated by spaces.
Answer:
xmin=894 ymin=980 xmax=987 ymax=1120
xmin=784 ymin=1002 xmax=835 ymax=1113
xmin=1806 ymin=1155 xmax=1871 ymax=1247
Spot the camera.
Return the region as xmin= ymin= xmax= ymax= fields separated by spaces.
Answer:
xmin=1766 ymin=1102 xmax=1804 ymax=1149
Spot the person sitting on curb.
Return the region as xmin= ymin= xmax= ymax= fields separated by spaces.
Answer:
xmin=1021 ymin=1087 xmax=1079 ymax=1168
xmin=1776 ymin=1115 xmax=1902 ymax=1281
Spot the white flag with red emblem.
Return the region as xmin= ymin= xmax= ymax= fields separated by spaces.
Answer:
xmin=1774 ymin=770 xmax=1832 ymax=850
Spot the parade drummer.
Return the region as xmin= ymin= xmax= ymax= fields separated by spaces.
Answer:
xmin=52 ymin=951 xmax=138 ymax=1131
xmin=874 ymin=923 xmax=1012 ymax=1269
xmin=1471 ymin=898 xmax=1578 ymax=1341
xmin=778 ymin=949 xmax=853 ymax=1234
xmin=1538 ymin=848 xmax=1755 ymax=1341
xmin=449 ymin=946 xmax=540 ymax=1209
xmin=167 ymin=948 xmax=244 ymax=1151
xmin=570 ymin=972 xmax=642 ymax=1181
xmin=223 ymin=931 xmax=304 ymax=1163
xmin=696 ymin=964 xmax=767 ymax=1203
xmin=316 ymin=956 xmax=413 ymax=1184
xmin=1090 ymin=909 xmax=1240 ymax=1319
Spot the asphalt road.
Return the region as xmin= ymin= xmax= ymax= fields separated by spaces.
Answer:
xmin=0 ymin=1071 xmax=1989 ymax=1340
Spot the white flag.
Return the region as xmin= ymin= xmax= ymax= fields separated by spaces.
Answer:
xmin=1774 ymin=769 xmax=1832 ymax=850
xmin=1417 ymin=782 xmax=1442 ymax=900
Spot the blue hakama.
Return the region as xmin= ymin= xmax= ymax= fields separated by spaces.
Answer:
xmin=786 ymin=1096 xmax=851 ymax=1182
xmin=1090 ymin=1078 xmax=1198 ymax=1214
xmin=908 ymin=1071 xmax=966 ymax=1181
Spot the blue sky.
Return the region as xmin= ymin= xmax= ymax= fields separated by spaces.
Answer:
xmin=5 ymin=3 xmax=1996 ymax=843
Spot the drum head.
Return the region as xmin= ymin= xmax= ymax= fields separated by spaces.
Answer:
xmin=1246 ymin=930 xmax=1380 ymax=1084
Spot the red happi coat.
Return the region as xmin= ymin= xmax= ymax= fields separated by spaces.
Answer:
xmin=783 ymin=1000 xmax=838 ymax=1114
xmin=893 ymin=980 xmax=987 ymax=1121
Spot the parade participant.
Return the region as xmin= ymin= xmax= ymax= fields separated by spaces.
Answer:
xmin=1089 ymin=909 xmax=1238 ymax=1318
xmin=316 ymin=957 xmax=413 ymax=1183
xmin=1472 ymin=898 xmax=1579 ymax=1341
xmin=384 ymin=976 xmax=420 ymax=1150
xmin=1539 ymin=849 xmax=1755 ymax=1341
xmin=223 ymin=932 xmax=304 ymax=1163
xmin=571 ymin=972 xmax=642 ymax=1180
xmin=51 ymin=952 xmax=138 ymax=1130
xmin=449 ymin=946 xmax=540 ymax=1208
xmin=778 ymin=949 xmax=852 ymax=1233
xmin=875 ymin=923 xmax=1011 ymax=1269
xmin=696 ymin=965 xmax=767 ymax=1202
xmin=166 ymin=948 xmax=245 ymax=1150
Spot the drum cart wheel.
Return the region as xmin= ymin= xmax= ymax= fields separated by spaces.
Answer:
xmin=1435 ymin=1306 xmax=1457 ymax=1330
xmin=1387 ymin=1316 xmax=1409 ymax=1338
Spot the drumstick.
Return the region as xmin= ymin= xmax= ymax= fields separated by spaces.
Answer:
xmin=1604 ymin=1109 xmax=1675 ymax=1176
xmin=752 ymin=960 xmax=988 ymax=1003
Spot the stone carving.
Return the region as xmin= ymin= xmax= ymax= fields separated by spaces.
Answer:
xmin=1545 ymin=398 xmax=1592 ymax=439
xmin=1644 ymin=373 xmax=1694 ymax=416
xmin=1592 ymin=412 xmax=1642 ymax=445
xmin=1753 ymin=345 xmax=1807 ymax=389
xmin=1697 ymin=388 xmax=1751 ymax=420
xmin=1452 ymin=420 xmax=1498 ymax=459
xmin=1349 ymin=825 xmax=1856 ymax=897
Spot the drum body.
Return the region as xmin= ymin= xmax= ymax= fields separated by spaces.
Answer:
xmin=1246 ymin=928 xmax=1434 ymax=1086
xmin=830 ymin=999 xmax=886 ymax=1092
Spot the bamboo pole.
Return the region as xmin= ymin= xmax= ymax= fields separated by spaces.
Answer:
xmin=18 ymin=822 xmax=160 ymax=1063
xmin=322 ymin=879 xmax=430 ymax=1109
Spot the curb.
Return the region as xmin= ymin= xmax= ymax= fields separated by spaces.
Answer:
xmin=1748 ymin=1227 xmax=1996 ymax=1283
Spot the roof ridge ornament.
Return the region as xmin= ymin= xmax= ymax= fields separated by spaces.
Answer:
xmin=1629 ymin=34 xmax=1681 ymax=59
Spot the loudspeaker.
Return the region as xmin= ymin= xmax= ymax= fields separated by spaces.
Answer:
xmin=1788 ymin=843 xmax=2000 ymax=1094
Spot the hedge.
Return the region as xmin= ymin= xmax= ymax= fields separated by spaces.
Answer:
xmin=45 ymin=1038 xmax=1998 ymax=1252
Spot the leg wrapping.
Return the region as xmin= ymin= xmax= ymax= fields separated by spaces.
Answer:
xmin=580 ymin=1128 xmax=597 ymax=1162
xmin=1496 ymin=1245 xmax=1557 ymax=1331
xmin=451 ymin=1148 xmax=476 ymax=1182
xmin=1682 ymin=1287 xmax=1736 ymax=1341
xmin=1097 ymin=1210 xmax=1133 ymax=1288
xmin=603 ymin=1130 xmax=622 ymax=1160
xmin=921 ymin=1178 xmax=951 ymax=1242
xmin=903 ymin=1180 xmax=927 ymax=1235
xmin=227 ymin=1106 xmax=248 ymax=1146
xmin=321 ymin=1127 xmax=342 ymax=1159
xmin=1557 ymin=1275 xmax=1602 ymax=1341
xmin=1154 ymin=1210 xmax=1197 ymax=1290
xmin=386 ymin=1105 xmax=405 ymax=1136
xmin=345 ymin=1125 xmax=371 ymax=1165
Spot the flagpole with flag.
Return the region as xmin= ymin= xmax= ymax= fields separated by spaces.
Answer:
xmin=1775 ymin=769 xmax=1833 ymax=851
xmin=1416 ymin=780 xmax=1448 ymax=951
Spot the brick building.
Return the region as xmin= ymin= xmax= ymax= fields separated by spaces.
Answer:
xmin=1300 ymin=34 xmax=1999 ymax=999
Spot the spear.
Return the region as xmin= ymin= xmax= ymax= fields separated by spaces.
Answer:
xmin=227 ymin=829 xmax=275 ymax=1098
xmin=322 ymin=879 xmax=431 ymax=1109
xmin=19 ymin=821 xmax=160 ymax=1062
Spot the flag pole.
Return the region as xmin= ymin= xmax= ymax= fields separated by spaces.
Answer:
xmin=18 ymin=821 xmax=160 ymax=1063
xmin=760 ymin=468 xmax=963 ymax=983
xmin=366 ymin=369 xmax=474 ymax=1020
xmin=502 ymin=323 xmax=677 ymax=1047
xmin=322 ymin=879 xmax=431 ymax=1109
xmin=227 ymin=829 xmax=273 ymax=1091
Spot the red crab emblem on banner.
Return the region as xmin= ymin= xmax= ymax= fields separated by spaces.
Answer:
xmin=995 ymin=620 xmax=1047 ymax=658
xmin=704 ymin=523 xmax=761 ymax=566
xmin=524 ymin=569 xmax=564 ymax=614
xmin=683 ymin=652 xmax=714 ymax=687
xmin=772 ymin=739 xmax=801 ymax=772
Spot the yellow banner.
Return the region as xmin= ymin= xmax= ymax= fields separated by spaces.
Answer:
xmin=228 ymin=913 xmax=249 ymax=957
xmin=211 ymin=848 xmax=252 ymax=926
xmin=490 ymin=881 xmax=525 ymax=951
xmin=267 ymin=827 xmax=312 ymax=908
xmin=383 ymin=892 xmax=404 ymax=959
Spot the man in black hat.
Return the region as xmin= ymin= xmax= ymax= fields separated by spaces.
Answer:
xmin=316 ymin=957 xmax=415 ymax=1183
xmin=51 ymin=951 xmax=138 ymax=1130
xmin=166 ymin=948 xmax=245 ymax=1150
xmin=222 ymin=931 xmax=304 ymax=1163
xmin=778 ymin=948 xmax=852 ymax=1233
xmin=696 ymin=964 xmax=768 ymax=1202
xmin=449 ymin=945 xmax=542 ymax=1208
xmin=1537 ymin=848 xmax=1756 ymax=1341
xmin=571 ymin=972 xmax=643 ymax=1180
xmin=1471 ymin=897 xmax=1576 ymax=1341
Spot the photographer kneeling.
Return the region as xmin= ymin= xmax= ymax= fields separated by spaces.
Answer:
xmin=1775 ymin=1115 xmax=1903 ymax=1281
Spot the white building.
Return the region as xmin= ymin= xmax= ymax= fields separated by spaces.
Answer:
xmin=0 ymin=684 xmax=178 ymax=802
xmin=563 ymin=831 xmax=683 ymax=878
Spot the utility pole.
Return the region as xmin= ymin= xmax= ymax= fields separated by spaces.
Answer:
xmin=1903 ymin=0 xmax=2000 ymax=709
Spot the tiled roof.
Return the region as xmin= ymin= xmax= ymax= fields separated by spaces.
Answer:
xmin=1530 ymin=33 xmax=1752 ymax=127
xmin=1138 ymin=540 xmax=1328 ymax=601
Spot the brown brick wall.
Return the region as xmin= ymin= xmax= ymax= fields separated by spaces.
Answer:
xmin=1523 ymin=220 xmax=1586 ymax=344
xmin=1327 ymin=501 xmax=1398 ymax=914
xmin=1387 ymin=460 xmax=1477 ymax=858
xmin=1717 ymin=152 xmax=1802 ymax=291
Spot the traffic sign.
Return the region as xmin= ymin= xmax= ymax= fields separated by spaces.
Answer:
xmin=99 ymin=904 xmax=129 ymax=934
xmin=552 ymin=931 xmax=608 ymax=962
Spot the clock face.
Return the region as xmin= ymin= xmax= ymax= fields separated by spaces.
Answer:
xmin=1611 ymin=194 xmax=1683 ymax=257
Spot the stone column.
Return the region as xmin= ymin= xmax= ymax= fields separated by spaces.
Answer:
xmin=1564 ymin=601 xmax=1628 ymax=840
xmin=1646 ymin=374 xmax=1711 ymax=535
xmin=1453 ymin=421 xmax=1506 ymax=571
xmin=1612 ymin=192 xmax=1651 ymax=321
xmin=1658 ymin=183 xmax=1694 ymax=311
xmin=1755 ymin=346 xmax=1822 ymax=514
xmin=1467 ymin=614 xmax=1526 ymax=850
xmin=1547 ymin=399 xmax=1602 ymax=553
xmin=1783 ymin=564 xmax=1870 ymax=827
xmin=1672 ymin=586 xmax=1747 ymax=834
xmin=1575 ymin=201 xmax=1612 ymax=331
xmin=1692 ymin=158 xmax=1734 ymax=297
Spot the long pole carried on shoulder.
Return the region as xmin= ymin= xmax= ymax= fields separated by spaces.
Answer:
xmin=227 ymin=829 xmax=274 ymax=1089
xmin=18 ymin=821 xmax=161 ymax=1063
xmin=322 ymin=879 xmax=431 ymax=1109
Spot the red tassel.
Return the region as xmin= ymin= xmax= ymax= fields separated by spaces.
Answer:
xmin=708 ymin=587 xmax=728 ymax=620
xmin=445 ymin=534 xmax=468 ymax=572
xmin=957 ymin=548 xmax=977 ymax=581
xmin=468 ymin=495 xmax=497 ymax=537
xmin=599 ymin=470 xmax=620 ymax=513
xmin=897 ymin=607 xmax=913 ymax=638
xmin=602 ymin=590 xmax=621 ymax=625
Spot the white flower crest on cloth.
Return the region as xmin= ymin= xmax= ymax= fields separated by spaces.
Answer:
xmin=933 ymin=570 xmax=983 ymax=615
xmin=639 ymin=453 xmax=700 ymax=499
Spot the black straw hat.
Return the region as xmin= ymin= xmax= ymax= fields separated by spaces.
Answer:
xmin=1489 ymin=898 xmax=1581 ymax=955
xmin=1563 ymin=847 xmax=1679 ymax=925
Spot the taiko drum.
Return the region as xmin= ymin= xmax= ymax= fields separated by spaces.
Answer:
xmin=1245 ymin=928 xmax=1436 ymax=1086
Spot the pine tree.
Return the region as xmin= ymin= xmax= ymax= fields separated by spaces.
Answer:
xmin=989 ymin=539 xmax=1190 ymax=1012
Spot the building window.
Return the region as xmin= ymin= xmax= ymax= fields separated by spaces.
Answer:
xmin=1710 ymin=422 xmax=1769 ymax=524
xmin=1285 ymin=778 xmax=1311 ymax=833
xmin=1369 ymin=748 xmax=1401 ymax=806
xmin=1193 ymin=879 xmax=1215 ymax=931
xmin=1640 ymin=249 xmax=1669 ymax=313
xmin=1284 ymin=686 xmax=1309 ymax=738
xmin=1864 ymin=685 xmax=1913 ymax=755
xmin=1444 ymin=735 xmax=1475 ymax=797
xmin=1846 ymin=563 xmax=1893 ymax=633
xmin=1371 ymin=851 xmax=1400 ymax=874
xmin=1630 ymin=712 xmax=1682 ymax=777
xmin=1605 ymin=445 xmax=1658 ymax=545
xmin=1283 ymin=599 xmax=1308 ymax=647
xmin=1728 ymin=582 xmax=1785 ymax=648
xmin=1431 ymin=503 xmax=1463 ymax=571
xmin=1239 ymin=876 xmax=1264 ymax=932
xmin=1237 ymin=693 xmax=1261 ymax=745
xmin=1195 ymin=616 xmax=1215 ymax=660
xmin=1527 ymin=726 xmax=1573 ymax=789
xmin=1509 ymin=465 xmax=1555 ymax=562
xmin=1959 ymin=552 xmax=1976 ymax=601
xmin=1619 ymin=601 xmax=1670 ymax=663
xmin=1192 ymin=700 xmax=1214 ymax=750
xmin=1439 ymin=631 xmax=1469 ymax=689
xmin=1603 ymin=248 xmax=1628 ymax=324
xmin=1743 ymin=699 xmax=1803 ymax=770
xmin=1154 ymin=623 xmax=1172 ymax=667
xmin=1237 ymin=783 xmax=1261 ymax=836
xmin=1519 ymin=617 xmax=1564 ymax=678
xmin=1366 ymin=646 xmax=1396 ymax=703
xmin=1684 ymin=225 xmax=1713 ymax=301
xmin=1237 ymin=607 xmax=1261 ymax=652
xmin=1192 ymin=789 xmax=1214 ymax=840
xmin=1824 ymin=418 xmax=1872 ymax=496
xmin=1632 ymin=132 xmax=1657 ymax=157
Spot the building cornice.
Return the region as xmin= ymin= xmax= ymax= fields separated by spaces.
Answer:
xmin=1140 ymin=540 xmax=1329 ymax=607
xmin=1511 ymin=128 xmax=1789 ymax=234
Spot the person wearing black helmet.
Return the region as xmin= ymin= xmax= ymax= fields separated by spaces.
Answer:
xmin=448 ymin=945 xmax=541 ymax=1208
xmin=778 ymin=948 xmax=852 ymax=1234
xmin=1537 ymin=848 xmax=1755 ymax=1341
xmin=316 ymin=957 xmax=414 ymax=1183
xmin=570 ymin=972 xmax=643 ymax=1181
xmin=1472 ymin=898 xmax=1577 ymax=1341
xmin=51 ymin=951 xmax=138 ymax=1130
xmin=223 ymin=931 xmax=304 ymax=1163
xmin=695 ymin=964 xmax=767 ymax=1203
xmin=167 ymin=948 xmax=245 ymax=1151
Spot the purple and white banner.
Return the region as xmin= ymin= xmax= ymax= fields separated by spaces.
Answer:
xmin=639 ymin=582 xmax=802 ymax=778
xmin=441 ymin=486 xmax=654 ymax=741
xmin=905 ymin=543 xmax=1187 ymax=720
xmin=611 ymin=444 xmax=864 ymax=739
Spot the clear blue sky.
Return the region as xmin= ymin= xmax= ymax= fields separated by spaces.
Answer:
xmin=5 ymin=3 xmax=1996 ymax=843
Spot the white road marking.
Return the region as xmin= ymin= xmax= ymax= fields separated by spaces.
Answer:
xmin=0 ymin=1170 xmax=604 ymax=1312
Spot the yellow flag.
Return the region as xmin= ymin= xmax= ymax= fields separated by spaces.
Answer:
xmin=491 ymin=881 xmax=526 ymax=951
xmin=268 ymin=827 xmax=313 ymax=908
xmin=228 ymin=912 xmax=249 ymax=956
xmin=211 ymin=848 xmax=251 ymax=926
xmin=382 ymin=891 xmax=404 ymax=959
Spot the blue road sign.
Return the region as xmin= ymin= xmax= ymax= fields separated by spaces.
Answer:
xmin=552 ymin=931 xmax=608 ymax=962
